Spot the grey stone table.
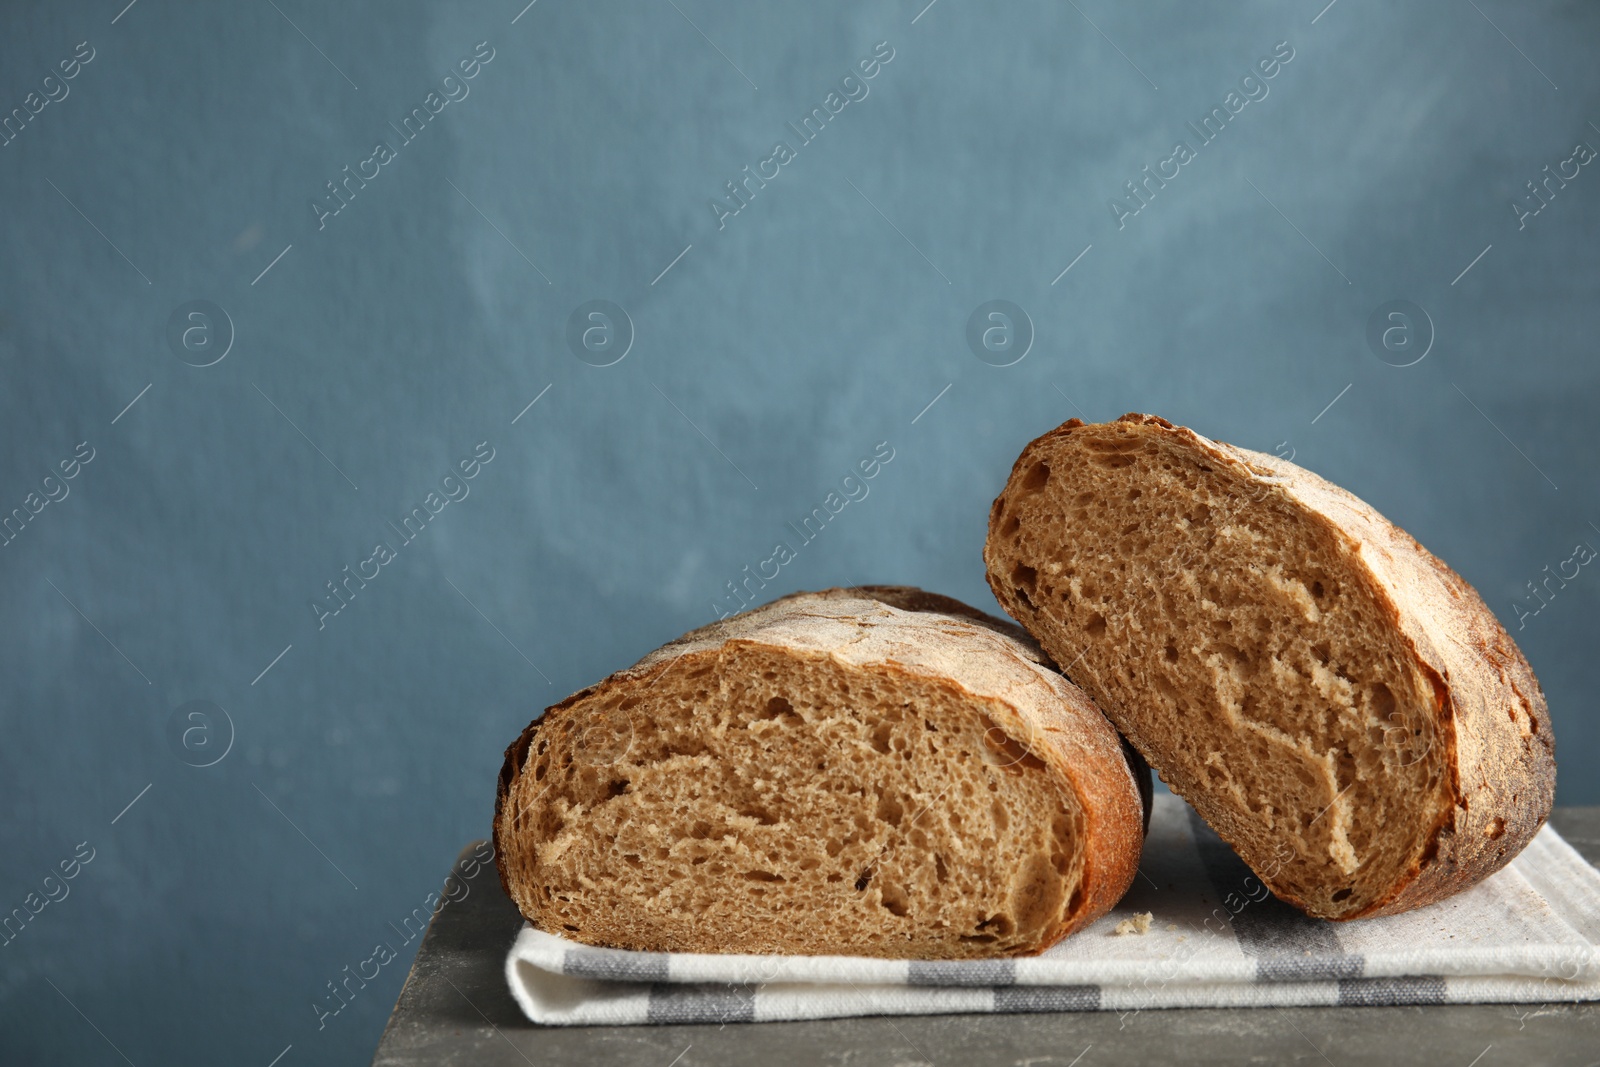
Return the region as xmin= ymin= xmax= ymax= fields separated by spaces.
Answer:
xmin=372 ymin=810 xmax=1600 ymax=1066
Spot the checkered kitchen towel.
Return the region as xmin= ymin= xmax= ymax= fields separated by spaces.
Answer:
xmin=505 ymin=794 xmax=1600 ymax=1025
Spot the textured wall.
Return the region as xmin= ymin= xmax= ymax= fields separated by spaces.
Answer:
xmin=1 ymin=1 xmax=1596 ymax=1062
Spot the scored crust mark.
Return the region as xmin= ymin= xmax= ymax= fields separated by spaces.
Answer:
xmin=493 ymin=587 xmax=1150 ymax=958
xmin=983 ymin=415 xmax=1555 ymax=921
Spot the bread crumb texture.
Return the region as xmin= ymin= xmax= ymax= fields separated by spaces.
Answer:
xmin=494 ymin=587 xmax=1147 ymax=958
xmin=985 ymin=415 xmax=1555 ymax=921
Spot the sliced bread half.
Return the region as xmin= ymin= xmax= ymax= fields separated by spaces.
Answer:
xmin=984 ymin=414 xmax=1556 ymax=920
xmin=494 ymin=586 xmax=1150 ymax=957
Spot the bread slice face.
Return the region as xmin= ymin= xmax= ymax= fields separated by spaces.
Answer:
xmin=494 ymin=586 xmax=1149 ymax=958
xmin=984 ymin=414 xmax=1556 ymax=921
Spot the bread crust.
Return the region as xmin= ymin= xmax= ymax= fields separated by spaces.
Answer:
xmin=984 ymin=414 xmax=1556 ymax=920
xmin=494 ymin=586 xmax=1149 ymax=955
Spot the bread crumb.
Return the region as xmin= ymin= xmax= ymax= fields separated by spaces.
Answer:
xmin=1113 ymin=912 xmax=1153 ymax=936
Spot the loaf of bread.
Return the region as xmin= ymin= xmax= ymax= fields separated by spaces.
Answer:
xmin=984 ymin=414 xmax=1556 ymax=920
xmin=494 ymin=586 xmax=1150 ymax=958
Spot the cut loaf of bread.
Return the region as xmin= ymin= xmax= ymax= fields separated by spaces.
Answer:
xmin=494 ymin=586 xmax=1150 ymax=958
xmin=984 ymin=414 xmax=1556 ymax=920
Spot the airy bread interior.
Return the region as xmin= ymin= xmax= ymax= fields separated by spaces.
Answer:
xmin=499 ymin=641 xmax=1090 ymax=958
xmin=987 ymin=424 xmax=1450 ymax=918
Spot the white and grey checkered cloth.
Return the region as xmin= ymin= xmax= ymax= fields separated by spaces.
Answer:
xmin=505 ymin=794 xmax=1600 ymax=1025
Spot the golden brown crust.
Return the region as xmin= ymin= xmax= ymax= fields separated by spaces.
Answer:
xmin=984 ymin=413 xmax=1556 ymax=920
xmin=493 ymin=586 xmax=1149 ymax=955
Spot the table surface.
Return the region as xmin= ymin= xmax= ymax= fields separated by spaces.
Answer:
xmin=371 ymin=808 xmax=1600 ymax=1066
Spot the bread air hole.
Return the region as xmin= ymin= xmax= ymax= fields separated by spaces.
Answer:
xmin=884 ymin=788 xmax=914 ymax=822
xmin=759 ymin=695 xmax=802 ymax=723
xmin=1011 ymin=562 xmax=1038 ymax=593
xmin=880 ymin=882 xmax=911 ymax=917
xmin=975 ymin=914 xmax=1014 ymax=937
xmin=994 ymin=425 xmax=1448 ymax=918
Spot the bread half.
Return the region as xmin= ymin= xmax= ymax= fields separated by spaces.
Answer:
xmin=984 ymin=414 xmax=1556 ymax=920
xmin=494 ymin=586 xmax=1150 ymax=958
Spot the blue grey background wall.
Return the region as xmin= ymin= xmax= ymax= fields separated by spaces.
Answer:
xmin=1 ymin=0 xmax=1596 ymax=1063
